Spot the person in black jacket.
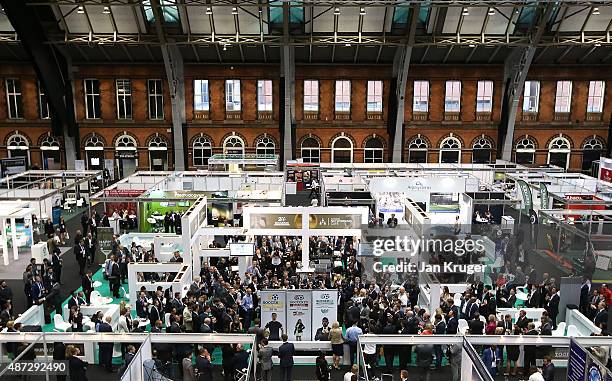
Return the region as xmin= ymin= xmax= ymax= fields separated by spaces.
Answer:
xmin=97 ymin=316 xmax=115 ymax=372
xmin=67 ymin=345 xmax=88 ymax=381
xmin=195 ymin=348 xmax=212 ymax=381
xmin=51 ymin=246 xmax=62 ymax=285
xmin=74 ymin=239 xmax=86 ymax=276
xmin=82 ymin=270 xmax=93 ymax=304
xmin=53 ymin=342 xmax=67 ymax=381
xmin=315 ymin=352 xmax=330 ymax=381
xmin=278 ymin=334 xmax=295 ymax=381
xmin=108 ymin=256 xmax=121 ymax=298
xmin=44 ymin=218 xmax=55 ymax=238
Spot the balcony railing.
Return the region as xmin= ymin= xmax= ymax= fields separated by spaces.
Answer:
xmin=413 ymin=112 xmax=428 ymax=121
xmin=335 ymin=111 xmax=350 ymax=121
xmin=225 ymin=111 xmax=241 ymax=120
xmin=586 ymin=112 xmax=603 ymax=122
xmin=303 ymin=111 xmax=318 ymax=120
xmin=444 ymin=112 xmax=460 ymax=121
xmin=522 ymin=112 xmax=538 ymax=122
xmin=257 ymin=111 xmax=273 ymax=120
xmin=475 ymin=112 xmax=491 ymax=121
xmin=194 ymin=111 xmax=209 ymax=121
xmin=553 ymin=112 xmax=570 ymax=122
xmin=366 ymin=112 xmax=383 ymax=121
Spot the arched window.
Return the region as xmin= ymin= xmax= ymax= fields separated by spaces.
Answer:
xmin=255 ymin=136 xmax=276 ymax=156
xmin=364 ymin=137 xmax=384 ymax=163
xmin=6 ymin=132 xmax=29 ymax=164
xmin=515 ymin=136 xmax=536 ymax=165
xmin=331 ymin=136 xmax=353 ymax=163
xmin=582 ymin=136 xmax=605 ymax=173
xmin=548 ymin=135 xmax=571 ymax=169
xmin=472 ymin=136 xmax=493 ymax=164
xmin=84 ymin=134 xmax=105 ymax=170
xmin=223 ymin=135 xmax=245 ymax=155
xmin=407 ymin=136 xmax=428 ymax=163
xmin=40 ymin=135 xmax=60 ymax=169
xmin=193 ymin=135 xmax=213 ymax=166
xmin=439 ymin=136 xmax=461 ymax=164
xmin=115 ymin=134 xmax=137 ymax=150
xmin=300 ymin=137 xmax=320 ymax=163
xmin=148 ymin=135 xmax=168 ymax=171
xmin=115 ymin=134 xmax=138 ymax=178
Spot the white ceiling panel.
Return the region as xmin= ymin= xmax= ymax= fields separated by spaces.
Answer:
xmin=313 ymin=6 xmax=334 ymax=33
xmin=212 ymin=7 xmax=237 ymax=35
xmin=337 ymin=7 xmax=360 ymax=33
xmin=555 ymin=7 xmax=589 ymax=32
xmin=187 ymin=7 xmax=212 ymax=34
xmin=585 ymin=7 xmax=612 ymax=32
xmin=362 ymin=7 xmax=387 ymax=33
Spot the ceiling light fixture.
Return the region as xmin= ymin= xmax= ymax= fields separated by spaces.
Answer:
xmin=77 ymin=5 xmax=85 ymax=14
xmin=334 ymin=7 xmax=340 ymax=16
xmin=469 ymin=44 xmax=475 ymax=47
xmin=345 ymin=43 xmax=351 ymax=47
xmin=488 ymin=8 xmax=495 ymax=16
xmin=592 ymin=7 xmax=600 ymax=15
xmin=223 ymin=44 xmax=228 ymax=51
xmin=595 ymin=43 xmax=601 ymax=47
xmin=102 ymin=6 xmax=110 ymax=14
xmin=231 ymin=7 xmax=238 ymax=15
xmin=359 ymin=7 xmax=366 ymax=16
xmin=462 ymin=7 xmax=469 ymax=16
xmin=206 ymin=7 xmax=212 ymax=15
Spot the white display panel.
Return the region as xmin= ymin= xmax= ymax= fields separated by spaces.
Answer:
xmin=229 ymin=242 xmax=255 ymax=257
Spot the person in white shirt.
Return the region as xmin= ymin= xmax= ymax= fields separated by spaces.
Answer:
xmin=343 ymin=365 xmax=358 ymax=381
xmin=311 ymin=198 xmax=319 ymax=206
xmin=528 ymin=366 xmax=545 ymax=381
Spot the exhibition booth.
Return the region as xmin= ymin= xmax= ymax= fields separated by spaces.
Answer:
xmin=0 ymin=201 xmax=35 ymax=266
xmin=207 ymin=153 xmax=279 ymax=172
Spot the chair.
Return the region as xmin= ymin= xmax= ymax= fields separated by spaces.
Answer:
xmin=53 ymin=314 xmax=71 ymax=332
xmin=567 ymin=324 xmax=580 ymax=337
xmin=552 ymin=322 xmax=566 ymax=337
xmin=458 ymin=319 xmax=469 ymax=334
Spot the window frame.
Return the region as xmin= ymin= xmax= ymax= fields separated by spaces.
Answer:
xmin=192 ymin=136 xmax=213 ymax=167
xmin=147 ymin=79 xmax=164 ymax=120
xmin=38 ymin=81 xmax=50 ymax=120
xmin=439 ymin=136 xmax=462 ymax=164
xmin=364 ymin=137 xmax=384 ymax=163
xmin=300 ymin=137 xmax=320 ymax=163
xmin=223 ymin=135 xmax=245 ymax=155
xmin=303 ymin=80 xmax=319 ymax=112
xmin=444 ymin=80 xmax=462 ymax=113
xmin=193 ymin=79 xmax=210 ymax=112
xmin=366 ymin=80 xmax=383 ymax=113
xmin=554 ymin=80 xmax=572 ymax=113
xmin=331 ymin=136 xmax=353 ymax=164
xmin=476 ymin=80 xmax=493 ymax=113
xmin=225 ymin=79 xmax=242 ymax=112
xmin=255 ymin=136 xmax=276 ymax=156
xmin=5 ymin=79 xmax=23 ymax=119
xmin=413 ymin=80 xmax=430 ymax=113
xmin=587 ymin=80 xmax=605 ymax=113
xmin=116 ymin=79 xmax=133 ymax=120
xmin=84 ymin=79 xmax=101 ymax=119
xmin=335 ymin=80 xmax=351 ymax=112
xmin=522 ymin=80 xmax=540 ymax=113
xmin=257 ymin=80 xmax=273 ymax=112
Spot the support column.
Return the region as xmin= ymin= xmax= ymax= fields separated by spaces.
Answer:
xmin=10 ymin=218 xmax=18 ymax=261
xmin=499 ymin=3 xmax=554 ymax=160
xmin=281 ymin=46 xmax=295 ymax=167
xmin=391 ymin=4 xmax=420 ymax=163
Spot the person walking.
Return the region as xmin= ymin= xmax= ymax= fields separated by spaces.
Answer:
xmin=258 ymin=338 xmax=273 ymax=381
xmin=97 ymin=316 xmax=115 ymax=372
xmin=82 ymin=270 xmax=93 ymax=304
xmin=67 ymin=345 xmax=88 ymax=381
xmin=74 ymin=238 xmax=86 ymax=276
xmin=108 ymin=256 xmax=121 ymax=298
xmin=181 ymin=350 xmax=195 ymax=381
xmin=278 ymin=334 xmax=295 ymax=381
xmin=345 ymin=321 xmax=362 ymax=366
xmin=449 ymin=343 xmax=462 ymax=381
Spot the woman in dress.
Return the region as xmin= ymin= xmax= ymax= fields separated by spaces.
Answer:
xmin=329 ymin=321 xmax=345 ymax=370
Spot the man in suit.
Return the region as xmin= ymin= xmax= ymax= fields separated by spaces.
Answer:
xmin=468 ymin=313 xmax=484 ymax=335
xmin=258 ymin=338 xmax=273 ymax=381
xmin=516 ymin=310 xmax=529 ymax=331
xmin=546 ymin=287 xmax=560 ymax=329
xmin=67 ymin=292 xmax=86 ymax=310
xmin=467 ymin=297 xmax=479 ymax=320
xmin=85 ymin=233 xmax=96 ymax=266
xmin=97 ymin=316 xmax=115 ymax=372
xmin=108 ymin=256 xmax=120 ymax=298
xmin=51 ymin=248 xmax=62 ymax=285
xmin=74 ymin=239 xmax=86 ymax=276
xmin=136 ymin=292 xmax=149 ymax=319
xmin=30 ymin=276 xmax=47 ymax=305
xmin=482 ymin=345 xmax=500 ymax=378
xmin=278 ymin=334 xmax=295 ymax=381
xmin=580 ymin=278 xmax=591 ymax=315
xmin=528 ymin=286 xmax=541 ymax=308
xmin=195 ymin=348 xmax=212 ymax=380
xmin=433 ymin=314 xmax=446 ymax=369
xmin=594 ymin=301 xmax=608 ymax=329
xmin=446 ymin=310 xmax=459 ymax=334
xmin=542 ymin=355 xmax=555 ymax=381
xmin=523 ymin=323 xmax=539 ymax=375
xmin=82 ymin=270 xmax=93 ymax=304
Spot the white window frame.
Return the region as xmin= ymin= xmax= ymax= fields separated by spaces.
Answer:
xmin=194 ymin=79 xmax=210 ymax=111
xmin=523 ymin=80 xmax=540 ymax=113
xmin=5 ymin=79 xmax=23 ymax=119
xmin=439 ymin=136 xmax=462 ymax=164
xmin=116 ymin=79 xmax=132 ymax=120
xmin=413 ymin=80 xmax=429 ymax=113
xmin=472 ymin=137 xmax=493 ymax=164
xmin=331 ymin=136 xmax=353 ymax=163
xmin=335 ymin=80 xmax=351 ymax=112
xmin=476 ymin=80 xmax=493 ymax=113
xmin=6 ymin=132 xmax=30 ymax=163
xmin=148 ymin=135 xmax=168 ymax=170
xmin=257 ymin=80 xmax=273 ymax=112
xmin=225 ymin=80 xmax=241 ymax=112
xmin=587 ymin=80 xmax=605 ymax=113
xmin=364 ymin=137 xmax=384 ymax=163
xmin=38 ymin=81 xmax=50 ymax=119
xmin=367 ymin=80 xmax=383 ymax=112
xmin=223 ymin=135 xmax=245 ymax=155
xmin=554 ymin=80 xmax=572 ymax=113
xmin=304 ymin=80 xmax=319 ymax=112
xmin=515 ymin=136 xmax=536 ymax=165
xmin=84 ymin=79 xmax=101 ymax=119
xmin=148 ymin=79 xmax=164 ymax=120
xmin=408 ymin=136 xmax=428 ymax=163
xmin=192 ymin=135 xmax=213 ymax=167
xmin=444 ymin=81 xmax=461 ymax=113
xmin=300 ymin=137 xmax=320 ymax=163
xmin=256 ymin=136 xmax=275 ymax=156
xmin=547 ymin=136 xmax=571 ymax=169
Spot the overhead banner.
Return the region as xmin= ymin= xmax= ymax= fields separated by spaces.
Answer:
xmin=540 ymin=182 xmax=550 ymax=209
xmin=98 ymin=227 xmax=115 ymax=259
xmin=311 ymin=289 xmax=339 ymax=340
xmin=516 ymin=180 xmax=532 ymax=213
xmin=286 ymin=290 xmax=312 ymax=341
xmin=309 ymin=214 xmax=362 ymax=229
xmin=260 ymin=290 xmax=287 ymax=340
xmin=250 ymin=213 xmax=302 ymax=229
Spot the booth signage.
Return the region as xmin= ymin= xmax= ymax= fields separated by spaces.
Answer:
xmin=98 ymin=227 xmax=115 ymax=257
xmin=516 ymin=180 xmax=532 ymax=213
xmin=309 ymin=214 xmax=362 ymax=229
xmin=0 ymin=157 xmax=26 ymax=177
xmin=567 ymin=339 xmax=587 ymax=381
xmin=104 ymin=189 xmax=145 ymax=198
xmin=286 ymin=290 xmax=312 ymax=341
xmin=311 ymin=290 xmax=338 ymax=340
xmin=540 ymin=182 xmax=550 ymax=209
xmin=260 ymin=290 xmax=287 ymax=338
xmin=250 ymin=213 xmax=302 ymax=229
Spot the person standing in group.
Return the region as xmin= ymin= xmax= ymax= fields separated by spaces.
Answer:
xmin=51 ymin=244 xmax=62 ymax=285
xmin=84 ymin=233 xmax=95 ymax=266
xmin=97 ymin=316 xmax=115 ymax=372
xmin=181 ymin=350 xmax=195 ymax=381
xmin=53 ymin=341 xmax=66 ymax=381
xmin=329 ymin=321 xmax=345 ymax=369
xmin=58 ymin=216 xmax=67 ymax=245
xmin=108 ymin=256 xmax=121 ymax=298
xmin=81 ymin=213 xmax=89 ymax=236
xmin=82 ymin=270 xmax=93 ymax=304
xmin=278 ymin=334 xmax=295 ymax=381
xmin=258 ymin=338 xmax=273 ymax=381
xmin=195 ymin=348 xmax=212 ymax=380
xmin=74 ymin=238 xmax=86 ymax=276
xmin=315 ymin=352 xmax=330 ymax=381
xmin=67 ymin=345 xmax=88 ymax=381
xmin=448 ymin=343 xmax=462 ymax=381
xmin=345 ymin=321 xmax=362 ymax=366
